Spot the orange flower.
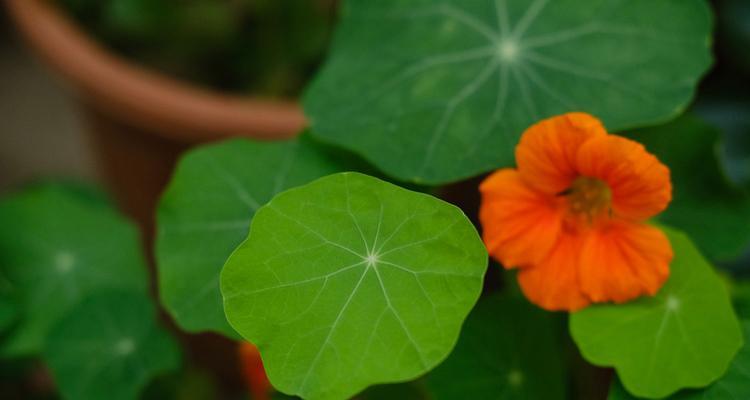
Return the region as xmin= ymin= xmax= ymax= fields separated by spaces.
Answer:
xmin=239 ymin=342 xmax=272 ymax=400
xmin=479 ymin=113 xmax=673 ymax=311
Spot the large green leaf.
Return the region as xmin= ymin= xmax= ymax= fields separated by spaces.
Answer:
xmin=608 ymin=320 xmax=750 ymax=399
xmin=304 ymin=0 xmax=713 ymax=183
xmin=221 ymin=172 xmax=487 ymax=400
xmin=0 ymin=184 xmax=148 ymax=357
xmin=626 ymin=115 xmax=750 ymax=262
xmin=157 ymin=136 xmax=357 ymax=337
xmin=44 ymin=291 xmax=181 ymax=400
xmin=426 ymin=293 xmax=566 ymax=400
xmin=570 ymin=228 xmax=743 ymax=399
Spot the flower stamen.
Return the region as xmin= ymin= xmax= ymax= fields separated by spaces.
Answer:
xmin=564 ymin=177 xmax=612 ymax=223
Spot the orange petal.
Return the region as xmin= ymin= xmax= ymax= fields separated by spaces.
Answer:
xmin=517 ymin=233 xmax=590 ymax=311
xmin=575 ymin=135 xmax=672 ymax=220
xmin=239 ymin=342 xmax=272 ymax=400
xmin=516 ymin=112 xmax=607 ymax=195
xmin=578 ymin=221 xmax=672 ymax=303
xmin=479 ymin=169 xmax=564 ymax=269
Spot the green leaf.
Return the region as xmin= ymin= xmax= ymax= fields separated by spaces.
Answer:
xmin=221 ymin=172 xmax=487 ymax=400
xmin=0 ymin=270 xmax=18 ymax=333
xmin=358 ymin=381 xmax=429 ymax=400
xmin=695 ymin=98 xmax=750 ymax=192
xmin=157 ymin=136 xmax=359 ymax=337
xmin=426 ymin=293 xmax=566 ymax=400
xmin=608 ymin=320 xmax=750 ymax=400
xmin=732 ymin=280 xmax=750 ymax=320
xmin=0 ymin=184 xmax=148 ymax=357
xmin=303 ymin=0 xmax=713 ymax=183
xmin=626 ymin=115 xmax=750 ymax=262
xmin=570 ymin=227 xmax=743 ymax=399
xmin=43 ymin=291 xmax=181 ymax=400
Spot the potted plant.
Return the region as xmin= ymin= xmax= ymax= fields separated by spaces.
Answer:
xmin=3 ymin=0 xmax=333 ymax=233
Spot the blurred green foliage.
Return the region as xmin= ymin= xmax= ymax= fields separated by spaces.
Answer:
xmin=59 ymin=0 xmax=337 ymax=97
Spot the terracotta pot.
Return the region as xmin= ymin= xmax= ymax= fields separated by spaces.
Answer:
xmin=3 ymin=0 xmax=306 ymax=236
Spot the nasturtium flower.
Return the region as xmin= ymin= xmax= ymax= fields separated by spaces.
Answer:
xmin=479 ymin=113 xmax=673 ymax=311
xmin=239 ymin=342 xmax=272 ymax=400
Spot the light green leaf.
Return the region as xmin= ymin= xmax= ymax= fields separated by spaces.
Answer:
xmin=221 ymin=172 xmax=487 ymax=400
xmin=570 ymin=228 xmax=743 ymax=399
xmin=626 ymin=115 xmax=750 ymax=262
xmin=157 ymin=136 xmax=358 ymax=337
xmin=0 ymin=184 xmax=148 ymax=357
xmin=44 ymin=291 xmax=181 ymax=400
xmin=608 ymin=320 xmax=750 ymax=399
xmin=304 ymin=0 xmax=713 ymax=183
xmin=426 ymin=293 xmax=566 ymax=400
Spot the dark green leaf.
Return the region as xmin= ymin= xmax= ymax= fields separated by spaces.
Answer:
xmin=626 ymin=115 xmax=750 ymax=262
xmin=44 ymin=291 xmax=181 ymax=400
xmin=426 ymin=293 xmax=566 ymax=400
xmin=157 ymin=136 xmax=360 ymax=337
xmin=304 ymin=0 xmax=713 ymax=183
xmin=0 ymin=184 xmax=148 ymax=357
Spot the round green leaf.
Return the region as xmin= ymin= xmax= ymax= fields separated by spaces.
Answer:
xmin=157 ymin=136 xmax=357 ymax=337
xmin=221 ymin=172 xmax=487 ymax=400
xmin=0 ymin=184 xmax=148 ymax=357
xmin=426 ymin=293 xmax=566 ymax=400
xmin=608 ymin=320 xmax=750 ymax=399
xmin=626 ymin=115 xmax=750 ymax=262
xmin=44 ymin=291 xmax=181 ymax=400
xmin=303 ymin=0 xmax=713 ymax=183
xmin=570 ymin=227 xmax=743 ymax=398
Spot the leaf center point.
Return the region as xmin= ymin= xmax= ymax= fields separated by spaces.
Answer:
xmin=54 ymin=251 xmax=76 ymax=274
xmin=497 ymin=39 xmax=519 ymax=62
xmin=508 ymin=369 xmax=524 ymax=387
xmin=365 ymin=253 xmax=379 ymax=267
xmin=114 ymin=338 xmax=136 ymax=356
xmin=666 ymin=295 xmax=681 ymax=312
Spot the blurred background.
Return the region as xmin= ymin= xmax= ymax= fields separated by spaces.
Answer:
xmin=0 ymin=0 xmax=748 ymax=399
xmin=0 ymin=5 xmax=96 ymax=191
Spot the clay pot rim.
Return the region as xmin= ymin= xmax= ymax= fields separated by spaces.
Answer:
xmin=4 ymin=0 xmax=306 ymax=143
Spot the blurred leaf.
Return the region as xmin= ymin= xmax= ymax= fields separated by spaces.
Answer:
xmin=426 ymin=293 xmax=566 ymax=400
xmin=0 ymin=184 xmax=148 ymax=357
xmin=60 ymin=0 xmax=335 ymax=97
xmin=626 ymin=115 xmax=750 ymax=262
xmin=570 ymin=227 xmax=743 ymax=398
xmin=718 ymin=0 xmax=750 ymax=72
xmin=157 ymin=135 xmax=360 ymax=337
xmin=304 ymin=0 xmax=713 ymax=183
xmin=143 ymin=367 xmax=219 ymax=400
xmin=43 ymin=291 xmax=180 ymax=400
xmin=694 ymin=98 xmax=750 ymax=192
xmin=102 ymin=0 xmax=176 ymax=41
xmin=357 ymin=382 xmax=427 ymax=400
xmin=0 ymin=270 xmax=18 ymax=333
xmin=607 ymin=320 xmax=750 ymax=399
xmin=222 ymin=172 xmax=487 ymax=400
xmin=732 ymin=280 xmax=750 ymax=319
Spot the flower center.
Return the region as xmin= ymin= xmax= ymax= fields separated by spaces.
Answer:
xmin=564 ymin=177 xmax=612 ymax=223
